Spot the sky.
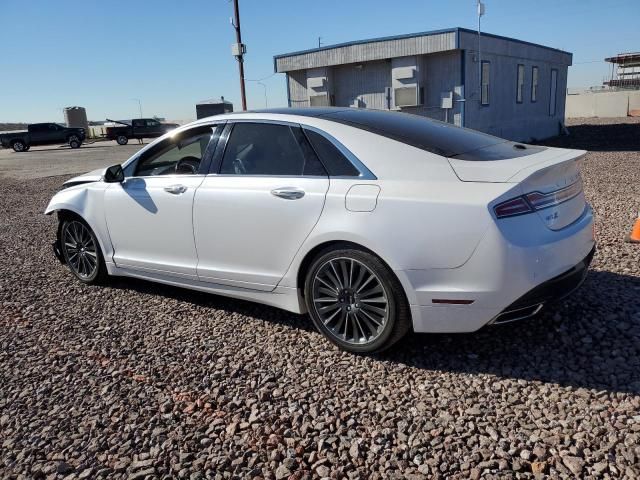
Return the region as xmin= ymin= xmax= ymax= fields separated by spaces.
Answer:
xmin=0 ymin=0 xmax=638 ymax=123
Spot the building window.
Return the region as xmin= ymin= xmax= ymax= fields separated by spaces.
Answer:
xmin=516 ymin=64 xmax=525 ymax=103
xmin=531 ymin=66 xmax=539 ymax=102
xmin=549 ymin=69 xmax=558 ymax=116
xmin=481 ymin=61 xmax=490 ymax=105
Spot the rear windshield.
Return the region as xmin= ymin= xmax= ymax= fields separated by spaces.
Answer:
xmin=318 ymin=109 xmax=545 ymax=160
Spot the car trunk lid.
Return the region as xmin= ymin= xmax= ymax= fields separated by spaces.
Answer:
xmin=448 ymin=146 xmax=588 ymax=231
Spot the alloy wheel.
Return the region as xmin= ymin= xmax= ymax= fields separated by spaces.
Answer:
xmin=62 ymin=221 xmax=98 ymax=279
xmin=311 ymin=257 xmax=389 ymax=345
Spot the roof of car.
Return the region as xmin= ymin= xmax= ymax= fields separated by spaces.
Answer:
xmin=207 ymin=108 xmax=541 ymax=160
xmin=228 ymin=108 xmax=502 ymax=157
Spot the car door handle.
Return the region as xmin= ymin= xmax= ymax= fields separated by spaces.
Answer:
xmin=271 ymin=188 xmax=305 ymax=200
xmin=164 ymin=184 xmax=187 ymax=194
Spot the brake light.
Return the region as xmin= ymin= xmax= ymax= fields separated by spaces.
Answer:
xmin=494 ymin=180 xmax=583 ymax=219
xmin=494 ymin=197 xmax=533 ymax=218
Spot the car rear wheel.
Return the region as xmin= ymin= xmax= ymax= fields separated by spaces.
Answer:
xmin=60 ymin=218 xmax=106 ymax=284
xmin=12 ymin=140 xmax=26 ymax=152
xmin=68 ymin=135 xmax=81 ymax=149
xmin=304 ymin=246 xmax=411 ymax=353
xmin=116 ymin=135 xmax=128 ymax=145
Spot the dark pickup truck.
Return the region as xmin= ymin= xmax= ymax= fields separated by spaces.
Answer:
xmin=0 ymin=123 xmax=85 ymax=152
xmin=105 ymin=118 xmax=179 ymax=145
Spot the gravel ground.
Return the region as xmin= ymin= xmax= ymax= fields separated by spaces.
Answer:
xmin=1 ymin=118 xmax=639 ymax=479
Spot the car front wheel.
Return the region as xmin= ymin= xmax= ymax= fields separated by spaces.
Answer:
xmin=12 ymin=140 xmax=26 ymax=152
xmin=304 ymin=246 xmax=411 ymax=353
xmin=59 ymin=218 xmax=106 ymax=284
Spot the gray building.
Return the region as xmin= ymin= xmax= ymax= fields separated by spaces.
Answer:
xmin=274 ymin=28 xmax=572 ymax=141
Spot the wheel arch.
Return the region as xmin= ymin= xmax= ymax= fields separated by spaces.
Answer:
xmin=295 ymin=240 xmax=412 ymax=305
xmin=48 ymin=207 xmax=110 ymax=261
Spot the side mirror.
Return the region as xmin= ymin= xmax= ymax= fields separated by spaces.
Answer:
xmin=104 ymin=164 xmax=124 ymax=183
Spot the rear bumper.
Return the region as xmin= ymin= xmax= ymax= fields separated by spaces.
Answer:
xmin=399 ymin=204 xmax=595 ymax=333
xmin=490 ymin=245 xmax=595 ymax=325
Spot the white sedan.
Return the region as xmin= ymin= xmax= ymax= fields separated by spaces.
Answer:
xmin=46 ymin=108 xmax=595 ymax=353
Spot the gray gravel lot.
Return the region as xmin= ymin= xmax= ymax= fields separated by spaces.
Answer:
xmin=1 ymin=118 xmax=640 ymax=479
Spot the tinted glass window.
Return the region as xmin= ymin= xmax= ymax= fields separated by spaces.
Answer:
xmin=318 ymin=109 xmax=545 ymax=160
xmin=134 ymin=126 xmax=213 ymax=176
xmin=30 ymin=124 xmax=47 ymax=132
xmin=304 ymin=129 xmax=359 ymax=176
xmin=220 ymin=123 xmax=325 ymax=176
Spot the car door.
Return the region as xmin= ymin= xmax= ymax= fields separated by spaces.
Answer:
xmin=28 ymin=124 xmax=50 ymax=144
xmin=193 ymin=121 xmax=329 ymax=291
xmin=131 ymin=119 xmax=146 ymax=138
xmin=104 ymin=124 xmax=221 ymax=278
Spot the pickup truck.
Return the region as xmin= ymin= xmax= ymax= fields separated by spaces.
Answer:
xmin=0 ymin=123 xmax=86 ymax=152
xmin=105 ymin=118 xmax=179 ymax=145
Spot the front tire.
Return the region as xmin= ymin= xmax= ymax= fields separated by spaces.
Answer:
xmin=68 ymin=135 xmax=81 ymax=149
xmin=304 ymin=246 xmax=411 ymax=353
xmin=12 ymin=140 xmax=26 ymax=152
xmin=116 ymin=135 xmax=128 ymax=145
xmin=59 ymin=218 xmax=107 ymax=284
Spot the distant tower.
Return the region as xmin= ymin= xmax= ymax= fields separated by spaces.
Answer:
xmin=604 ymin=52 xmax=640 ymax=89
xmin=64 ymin=106 xmax=89 ymax=132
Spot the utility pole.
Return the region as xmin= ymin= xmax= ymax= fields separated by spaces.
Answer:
xmin=477 ymin=0 xmax=485 ymax=101
xmin=131 ymin=98 xmax=143 ymax=118
xmin=231 ymin=0 xmax=247 ymax=110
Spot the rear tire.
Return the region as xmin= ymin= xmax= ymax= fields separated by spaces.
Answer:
xmin=304 ymin=245 xmax=411 ymax=353
xmin=116 ymin=135 xmax=128 ymax=145
xmin=59 ymin=218 xmax=107 ymax=285
xmin=12 ymin=140 xmax=26 ymax=152
xmin=68 ymin=135 xmax=81 ymax=149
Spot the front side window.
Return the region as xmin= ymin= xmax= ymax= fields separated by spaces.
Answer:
xmin=220 ymin=123 xmax=326 ymax=176
xmin=516 ymin=64 xmax=525 ymax=103
xmin=134 ymin=126 xmax=214 ymax=176
xmin=531 ymin=66 xmax=539 ymax=102
xmin=481 ymin=61 xmax=490 ymax=105
xmin=146 ymin=119 xmax=160 ymax=127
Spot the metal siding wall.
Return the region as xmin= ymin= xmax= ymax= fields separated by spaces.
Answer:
xmin=400 ymin=51 xmax=461 ymax=122
xmin=462 ymin=37 xmax=570 ymax=141
xmin=333 ymin=61 xmax=390 ymax=109
xmin=458 ymin=31 xmax=572 ymax=65
xmin=276 ymin=32 xmax=456 ymax=72
xmin=287 ymin=70 xmax=308 ymax=108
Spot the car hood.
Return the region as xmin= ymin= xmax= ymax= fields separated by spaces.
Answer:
xmin=63 ymin=168 xmax=104 ymax=187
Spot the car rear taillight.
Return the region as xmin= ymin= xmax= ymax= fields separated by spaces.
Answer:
xmin=494 ymin=180 xmax=583 ymax=219
xmin=494 ymin=197 xmax=533 ymax=218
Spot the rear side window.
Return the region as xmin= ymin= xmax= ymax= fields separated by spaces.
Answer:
xmin=304 ymin=129 xmax=359 ymax=177
xmin=220 ymin=123 xmax=326 ymax=176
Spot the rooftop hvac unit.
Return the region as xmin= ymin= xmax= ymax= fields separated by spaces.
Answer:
xmin=394 ymin=86 xmax=420 ymax=107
